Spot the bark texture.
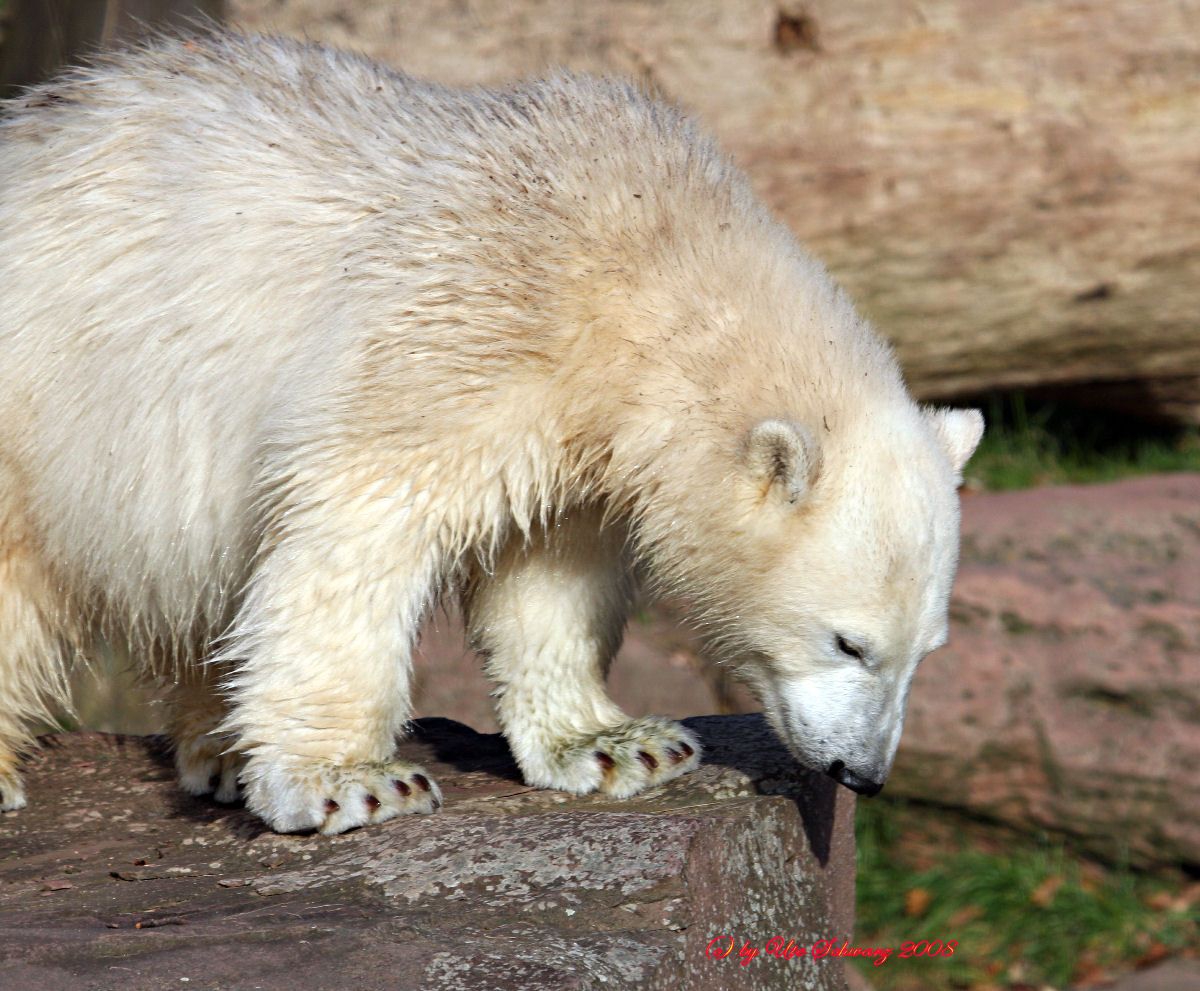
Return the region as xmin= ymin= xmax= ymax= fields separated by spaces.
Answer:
xmin=226 ymin=0 xmax=1200 ymax=421
xmin=0 ymin=0 xmax=225 ymax=96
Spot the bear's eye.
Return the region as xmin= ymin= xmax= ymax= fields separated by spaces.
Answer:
xmin=835 ymin=635 xmax=865 ymax=661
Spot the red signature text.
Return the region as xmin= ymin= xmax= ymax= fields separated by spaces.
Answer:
xmin=705 ymin=935 xmax=958 ymax=968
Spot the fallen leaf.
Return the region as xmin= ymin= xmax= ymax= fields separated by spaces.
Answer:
xmin=947 ymin=904 xmax=983 ymax=927
xmin=1030 ymin=875 xmax=1064 ymax=907
xmin=904 ymin=887 xmax=932 ymax=917
xmin=1135 ymin=941 xmax=1169 ymax=969
xmin=1072 ymin=960 xmax=1111 ymax=988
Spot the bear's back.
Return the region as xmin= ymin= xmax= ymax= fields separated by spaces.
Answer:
xmin=0 ymin=32 xmax=748 ymax=630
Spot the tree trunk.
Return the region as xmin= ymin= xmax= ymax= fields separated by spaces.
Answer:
xmin=1 ymin=0 xmax=224 ymax=96
xmin=230 ymin=0 xmax=1200 ymax=421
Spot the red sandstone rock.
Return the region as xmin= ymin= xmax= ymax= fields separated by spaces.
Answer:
xmin=892 ymin=474 xmax=1200 ymax=867
xmin=0 ymin=718 xmax=855 ymax=991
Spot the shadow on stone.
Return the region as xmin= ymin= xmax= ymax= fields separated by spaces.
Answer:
xmin=408 ymin=716 xmax=523 ymax=781
xmin=682 ymin=713 xmax=845 ymax=867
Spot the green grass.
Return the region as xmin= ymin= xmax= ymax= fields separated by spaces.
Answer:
xmin=853 ymin=798 xmax=1199 ymax=989
xmin=963 ymin=394 xmax=1200 ymax=491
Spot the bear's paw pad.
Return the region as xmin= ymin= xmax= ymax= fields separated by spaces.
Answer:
xmin=244 ymin=756 xmax=442 ymax=834
xmin=544 ymin=717 xmax=701 ymax=799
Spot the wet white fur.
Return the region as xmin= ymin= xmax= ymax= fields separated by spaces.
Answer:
xmin=0 ymin=32 xmax=980 ymax=829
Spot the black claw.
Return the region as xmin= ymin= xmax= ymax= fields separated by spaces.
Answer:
xmin=324 ymin=798 xmax=340 ymax=814
xmin=413 ymin=774 xmax=431 ymax=793
xmin=394 ymin=779 xmax=412 ymax=798
xmin=638 ymin=751 xmax=658 ymax=771
xmin=678 ymin=742 xmax=694 ymax=758
xmin=364 ymin=794 xmax=381 ymax=812
xmin=595 ymin=751 xmax=615 ymax=772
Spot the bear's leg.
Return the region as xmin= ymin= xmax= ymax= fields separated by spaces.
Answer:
xmin=220 ymin=515 xmax=443 ymax=834
xmin=0 ymin=501 xmax=68 ymax=812
xmin=466 ymin=508 xmax=702 ymax=798
xmin=167 ymin=663 xmax=245 ymax=805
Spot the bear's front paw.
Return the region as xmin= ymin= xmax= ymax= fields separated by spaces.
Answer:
xmin=530 ymin=716 xmax=701 ymax=799
xmin=242 ymin=754 xmax=442 ymax=834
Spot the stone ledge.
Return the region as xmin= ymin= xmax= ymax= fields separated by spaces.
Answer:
xmin=0 ymin=716 xmax=855 ymax=991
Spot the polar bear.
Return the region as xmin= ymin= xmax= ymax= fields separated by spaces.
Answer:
xmin=0 ymin=32 xmax=982 ymax=834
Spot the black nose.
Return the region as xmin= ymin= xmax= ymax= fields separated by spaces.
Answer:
xmin=827 ymin=760 xmax=884 ymax=797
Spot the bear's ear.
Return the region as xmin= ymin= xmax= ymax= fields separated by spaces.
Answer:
xmin=744 ymin=419 xmax=822 ymax=505
xmin=927 ymin=407 xmax=984 ymax=478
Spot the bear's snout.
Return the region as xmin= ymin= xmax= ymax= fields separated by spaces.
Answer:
xmin=826 ymin=759 xmax=884 ymax=797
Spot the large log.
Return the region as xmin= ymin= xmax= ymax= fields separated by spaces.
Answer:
xmin=0 ymin=0 xmax=225 ymax=97
xmin=229 ymin=0 xmax=1200 ymax=422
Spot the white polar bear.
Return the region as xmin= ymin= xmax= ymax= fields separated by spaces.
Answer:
xmin=0 ymin=32 xmax=982 ymax=834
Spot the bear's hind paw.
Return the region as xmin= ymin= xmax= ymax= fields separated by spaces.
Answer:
xmin=174 ymin=732 xmax=246 ymax=805
xmin=536 ymin=716 xmax=701 ymax=799
xmin=0 ymin=768 xmax=26 ymax=812
xmin=243 ymin=755 xmax=442 ymax=835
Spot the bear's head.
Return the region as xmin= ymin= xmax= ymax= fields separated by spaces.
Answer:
xmin=642 ymin=402 xmax=983 ymax=797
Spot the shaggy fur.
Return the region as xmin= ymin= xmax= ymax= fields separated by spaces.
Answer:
xmin=0 ymin=31 xmax=982 ymax=832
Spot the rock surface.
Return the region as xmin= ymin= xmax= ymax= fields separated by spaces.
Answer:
xmin=893 ymin=473 xmax=1200 ymax=867
xmin=1093 ymin=959 xmax=1200 ymax=991
xmin=228 ymin=0 xmax=1200 ymax=422
xmin=0 ymin=717 xmax=856 ymax=991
